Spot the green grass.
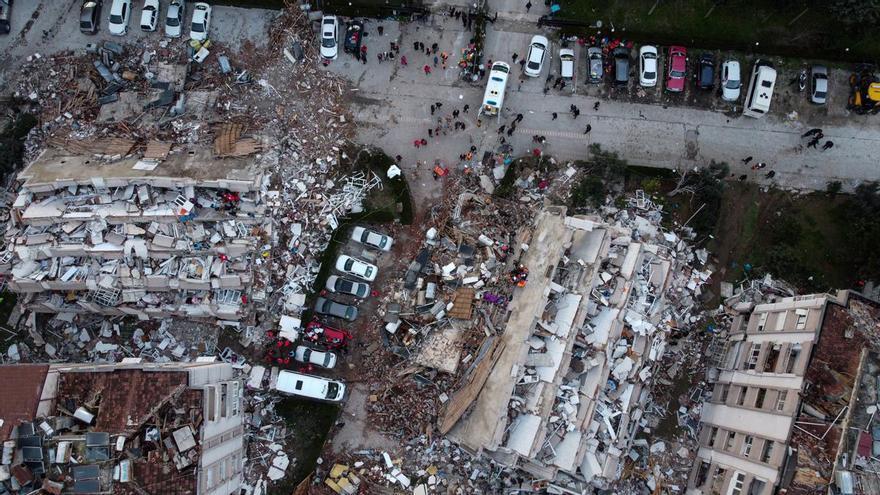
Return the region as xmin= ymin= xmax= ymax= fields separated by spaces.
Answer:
xmin=559 ymin=0 xmax=879 ymax=61
xmin=269 ymin=398 xmax=340 ymax=494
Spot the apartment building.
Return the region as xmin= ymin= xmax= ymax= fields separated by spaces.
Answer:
xmin=688 ymin=295 xmax=829 ymax=495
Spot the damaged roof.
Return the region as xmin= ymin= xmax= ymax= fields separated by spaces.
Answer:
xmin=0 ymin=364 xmax=49 ymax=441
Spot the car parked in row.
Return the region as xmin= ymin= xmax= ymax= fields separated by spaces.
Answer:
xmin=335 ymin=254 xmax=377 ymax=282
xmin=666 ymin=46 xmax=687 ymax=92
xmin=613 ymin=47 xmax=629 ymax=85
xmin=108 ymin=0 xmax=131 ymax=36
xmin=811 ymin=65 xmax=828 ymax=105
xmin=559 ymin=48 xmax=575 ymax=79
xmin=80 ymin=1 xmax=102 ymax=34
xmin=165 ymin=0 xmax=185 ymax=37
xmin=638 ymin=45 xmax=658 ymax=87
xmin=525 ymin=35 xmax=548 ymax=78
xmin=140 ymin=0 xmax=159 ymax=32
xmin=294 ymin=346 xmax=337 ymax=369
xmin=351 ymin=226 xmax=393 ymax=251
xmin=344 ymin=20 xmax=363 ymax=54
xmin=275 ymin=370 xmax=345 ymax=402
xmin=190 ymin=2 xmax=211 ymax=41
xmin=587 ymin=47 xmax=603 ymax=84
xmin=314 ymin=297 xmax=358 ymax=321
xmin=697 ymin=53 xmax=715 ymax=90
xmin=325 ymin=275 xmax=370 ymax=298
xmin=721 ymin=60 xmax=741 ymax=101
xmin=320 ymin=15 xmax=338 ymax=60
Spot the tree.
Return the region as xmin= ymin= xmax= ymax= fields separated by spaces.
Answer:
xmin=827 ymin=0 xmax=880 ymax=26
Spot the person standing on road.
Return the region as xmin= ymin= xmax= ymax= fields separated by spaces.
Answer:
xmin=423 ymin=64 xmax=432 ymax=75
xmin=593 ymin=101 xmax=600 ymax=111
xmin=765 ymin=170 xmax=776 ymax=178
xmin=526 ymin=0 xmax=532 ymax=12
xmin=430 ymin=104 xmax=435 ymax=115
xmin=413 ymin=41 xmax=419 ymax=51
xmin=463 ymin=104 xmax=470 ymax=113
xmin=498 ymin=124 xmax=506 ymax=134
xmin=519 ymin=59 xmax=526 ymax=71
xmin=453 ymin=109 xmax=460 ymax=118
xmin=515 ymin=113 xmax=524 ymax=123
xmin=742 ymin=156 xmax=753 ymax=164
xmin=433 ymin=55 xmax=439 ymax=67
xmin=512 ymin=52 xmax=519 ymax=63
xmin=552 ymin=112 xmax=558 ymax=120
xmin=822 ymin=141 xmax=834 ymax=151
xmin=583 ymin=124 xmax=592 ymax=134
xmin=801 ymin=128 xmax=822 ymax=138
xmin=807 ymin=137 xmax=820 ymax=149
xmin=401 ymin=55 xmax=407 ymax=65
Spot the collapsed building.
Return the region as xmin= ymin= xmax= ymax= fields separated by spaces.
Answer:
xmin=0 ymin=141 xmax=268 ymax=322
xmin=413 ymin=198 xmax=712 ymax=492
xmin=0 ymin=360 xmax=244 ymax=494
xmin=689 ymin=291 xmax=880 ymax=495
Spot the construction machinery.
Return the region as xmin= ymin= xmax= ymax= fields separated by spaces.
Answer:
xmin=847 ymin=64 xmax=880 ymax=114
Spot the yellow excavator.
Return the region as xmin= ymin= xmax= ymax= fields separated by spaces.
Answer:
xmin=848 ymin=64 xmax=880 ymax=114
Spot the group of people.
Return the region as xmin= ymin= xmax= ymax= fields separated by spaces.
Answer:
xmin=414 ymin=102 xmax=473 ymax=149
xmin=802 ymin=128 xmax=834 ymax=151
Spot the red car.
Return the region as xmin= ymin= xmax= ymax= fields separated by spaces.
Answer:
xmin=666 ymin=46 xmax=688 ymax=92
xmin=304 ymin=321 xmax=352 ymax=349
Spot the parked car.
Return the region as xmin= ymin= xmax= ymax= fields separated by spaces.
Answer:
xmin=811 ymin=65 xmax=828 ymax=105
xmin=108 ymin=0 xmax=132 ymax=36
xmin=319 ymin=15 xmax=338 ymax=60
xmin=587 ymin=47 xmax=603 ymax=83
xmin=351 ymin=226 xmax=393 ymax=251
xmin=275 ymin=370 xmax=345 ymax=402
xmin=697 ymin=53 xmax=715 ymax=90
xmin=524 ymin=35 xmax=548 ymax=77
xmin=294 ymin=346 xmax=338 ymax=369
xmin=720 ymin=60 xmax=741 ymax=102
xmin=612 ymin=47 xmax=630 ymax=85
xmin=638 ymin=45 xmax=658 ymax=87
xmin=325 ymin=275 xmax=370 ymax=298
xmin=189 ymin=2 xmax=211 ymax=41
xmin=304 ymin=321 xmax=352 ymax=349
xmin=343 ymin=20 xmax=363 ymax=54
xmin=165 ymin=0 xmax=185 ymax=37
xmin=559 ymin=48 xmax=574 ymax=79
xmin=0 ymin=0 xmax=12 ymax=35
xmin=666 ymin=46 xmax=687 ymax=92
xmin=335 ymin=254 xmax=377 ymax=282
xmin=314 ymin=297 xmax=358 ymax=321
xmin=140 ymin=0 xmax=159 ymax=31
xmin=80 ymin=1 xmax=102 ymax=34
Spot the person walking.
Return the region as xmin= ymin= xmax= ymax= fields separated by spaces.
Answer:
xmin=453 ymin=109 xmax=460 ymax=118
xmin=583 ymin=124 xmax=592 ymax=134
xmin=519 ymin=59 xmax=526 ymax=71
xmin=515 ymin=113 xmax=524 ymax=123
xmin=423 ymin=64 xmax=432 ymax=75
xmin=765 ymin=170 xmax=776 ymax=178
xmin=414 ymin=139 xmax=421 ymax=148
xmin=498 ymin=124 xmax=506 ymax=134
xmin=401 ymin=55 xmax=407 ymax=65
xmin=413 ymin=41 xmax=419 ymax=51
xmin=512 ymin=52 xmax=519 ymax=63
xmin=526 ymin=0 xmax=532 ymax=12
xmin=807 ymin=137 xmax=819 ymax=149
xmin=593 ymin=101 xmax=600 ymax=111
xmin=432 ymin=43 xmax=438 ymax=54
xmin=742 ymin=156 xmax=753 ymax=164
xmin=433 ymin=55 xmax=438 ymax=67
xmin=822 ymin=140 xmax=834 ymax=150
xmin=421 ymin=138 xmax=428 ymax=146
xmin=463 ymin=104 xmax=470 ymax=113
xmin=507 ymin=126 xmax=515 ymax=137
xmin=801 ymin=128 xmax=822 ymax=138
xmin=430 ymin=104 xmax=435 ymax=115
xmin=435 ymin=102 xmax=443 ymax=109
xmin=361 ymin=52 xmax=367 ymax=64
xmin=552 ymin=112 xmax=557 ymax=120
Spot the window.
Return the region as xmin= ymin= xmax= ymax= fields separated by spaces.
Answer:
xmin=206 ymin=386 xmax=217 ymax=421
xmin=726 ymin=431 xmax=736 ymax=450
xmin=742 ymin=436 xmax=754 ymax=457
xmin=795 ymin=309 xmax=808 ymax=330
xmin=786 ymin=344 xmax=802 ymax=373
xmin=295 ymin=380 xmax=303 ymax=390
xmin=775 ymin=311 xmax=787 ymax=331
xmin=748 ymin=480 xmax=766 ymax=495
xmin=746 ymin=343 xmax=761 ymax=370
xmin=737 ymin=386 xmax=747 ymax=406
xmin=231 ymin=380 xmax=241 ymax=417
xmin=707 ymin=426 xmax=719 ymax=447
xmin=776 ymin=391 xmax=788 ymax=412
xmin=757 ymin=312 xmax=768 ymax=332
xmin=755 ymin=388 xmax=766 ymax=409
xmin=763 ymin=344 xmax=781 ymax=373
xmin=720 ymin=384 xmax=730 ymax=404
xmin=695 ymin=461 xmax=711 ymax=487
xmin=761 ymin=441 xmax=774 ymax=462
xmin=729 ymin=472 xmax=746 ymax=495
xmin=220 ymin=383 xmax=228 ymax=418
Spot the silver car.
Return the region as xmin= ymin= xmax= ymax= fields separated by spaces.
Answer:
xmin=325 ymin=275 xmax=370 ymax=298
xmin=165 ymin=0 xmax=185 ymax=38
xmin=314 ymin=297 xmax=358 ymax=321
xmin=351 ymin=226 xmax=393 ymax=251
xmin=811 ymin=65 xmax=828 ymax=105
xmin=588 ymin=47 xmax=603 ymax=83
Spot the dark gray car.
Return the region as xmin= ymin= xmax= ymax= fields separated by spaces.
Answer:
xmin=314 ymin=297 xmax=358 ymax=321
xmin=613 ymin=47 xmax=629 ymax=85
xmin=80 ymin=1 xmax=102 ymax=34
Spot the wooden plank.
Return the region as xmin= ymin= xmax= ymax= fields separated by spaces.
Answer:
xmin=143 ymin=140 xmax=172 ymax=160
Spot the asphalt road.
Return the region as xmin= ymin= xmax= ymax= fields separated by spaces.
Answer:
xmin=327 ymin=3 xmax=880 ymax=193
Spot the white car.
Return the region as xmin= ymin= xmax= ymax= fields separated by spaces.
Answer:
xmin=325 ymin=275 xmax=370 ymax=298
xmin=524 ymin=35 xmax=548 ymax=78
xmin=140 ymin=0 xmax=160 ymax=32
xmin=335 ymin=254 xmax=378 ymax=282
xmin=190 ymin=2 xmax=211 ymax=42
xmin=165 ymin=0 xmax=185 ymax=38
xmin=320 ymin=15 xmax=339 ymax=60
xmin=108 ymin=0 xmax=132 ymax=36
xmin=294 ymin=346 xmax=338 ymax=369
xmin=639 ymin=45 xmax=658 ymax=87
xmin=351 ymin=226 xmax=393 ymax=251
xmin=721 ymin=60 xmax=741 ymax=102
xmin=559 ymin=48 xmax=574 ymax=79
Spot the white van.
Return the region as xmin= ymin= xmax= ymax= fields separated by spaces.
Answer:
xmin=742 ymin=60 xmax=777 ymax=118
xmin=481 ymin=62 xmax=511 ymax=117
xmin=275 ymin=370 xmax=346 ymax=402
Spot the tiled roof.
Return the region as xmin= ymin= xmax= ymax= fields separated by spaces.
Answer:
xmin=0 ymin=364 xmax=49 ymax=441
